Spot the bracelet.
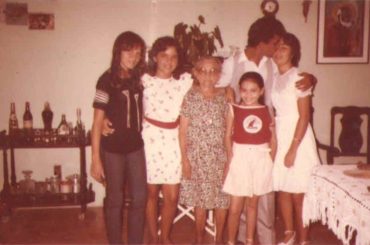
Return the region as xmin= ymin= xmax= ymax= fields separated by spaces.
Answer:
xmin=293 ymin=137 xmax=301 ymax=142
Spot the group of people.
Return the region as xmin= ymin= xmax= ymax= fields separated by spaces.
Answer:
xmin=90 ymin=16 xmax=320 ymax=245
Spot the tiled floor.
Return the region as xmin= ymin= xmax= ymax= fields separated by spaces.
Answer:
xmin=0 ymin=206 xmax=342 ymax=244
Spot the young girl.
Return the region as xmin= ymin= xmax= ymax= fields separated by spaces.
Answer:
xmin=91 ymin=31 xmax=147 ymax=244
xmin=179 ymin=56 xmax=230 ymax=244
xmin=142 ymin=36 xmax=193 ymax=244
xmin=271 ymin=33 xmax=320 ymax=245
xmin=223 ymin=72 xmax=276 ymax=245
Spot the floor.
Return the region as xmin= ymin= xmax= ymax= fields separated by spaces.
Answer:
xmin=0 ymin=206 xmax=343 ymax=244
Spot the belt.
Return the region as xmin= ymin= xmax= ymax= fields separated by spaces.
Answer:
xmin=144 ymin=116 xmax=180 ymax=129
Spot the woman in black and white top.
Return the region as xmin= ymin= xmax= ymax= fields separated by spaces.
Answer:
xmin=91 ymin=31 xmax=147 ymax=245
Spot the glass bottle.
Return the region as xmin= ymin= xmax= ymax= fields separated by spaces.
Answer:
xmin=71 ymin=174 xmax=80 ymax=193
xmin=75 ymin=108 xmax=85 ymax=134
xmin=42 ymin=102 xmax=53 ymax=131
xmin=57 ymin=114 xmax=69 ymax=135
xmin=54 ymin=164 xmax=62 ymax=180
xmin=9 ymin=102 xmax=19 ymax=133
xmin=20 ymin=170 xmax=36 ymax=193
xmin=23 ymin=102 xmax=33 ymax=129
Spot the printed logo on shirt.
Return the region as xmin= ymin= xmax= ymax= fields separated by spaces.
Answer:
xmin=243 ymin=115 xmax=262 ymax=134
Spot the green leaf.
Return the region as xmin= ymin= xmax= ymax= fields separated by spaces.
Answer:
xmin=208 ymin=38 xmax=216 ymax=55
xmin=183 ymin=33 xmax=192 ymax=55
xmin=194 ymin=39 xmax=204 ymax=54
xmin=174 ymin=22 xmax=187 ymax=38
xmin=213 ymin=26 xmax=224 ymax=48
xmin=173 ymin=15 xmax=223 ymax=65
xmin=190 ymin=25 xmax=201 ymax=39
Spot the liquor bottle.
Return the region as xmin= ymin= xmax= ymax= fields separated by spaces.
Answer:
xmin=42 ymin=102 xmax=53 ymax=131
xmin=23 ymin=102 xmax=33 ymax=129
xmin=57 ymin=114 xmax=69 ymax=135
xmin=9 ymin=102 xmax=19 ymax=133
xmin=75 ymin=108 xmax=84 ymax=133
xmin=54 ymin=164 xmax=62 ymax=180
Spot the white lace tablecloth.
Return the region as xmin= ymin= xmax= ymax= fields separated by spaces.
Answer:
xmin=303 ymin=164 xmax=370 ymax=245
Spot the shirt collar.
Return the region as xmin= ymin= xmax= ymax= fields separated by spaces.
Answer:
xmin=237 ymin=51 xmax=269 ymax=68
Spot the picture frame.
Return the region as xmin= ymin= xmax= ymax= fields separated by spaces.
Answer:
xmin=4 ymin=2 xmax=28 ymax=25
xmin=317 ymin=0 xmax=369 ymax=64
xmin=29 ymin=13 xmax=55 ymax=30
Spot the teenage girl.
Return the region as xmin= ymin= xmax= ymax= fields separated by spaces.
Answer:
xmin=91 ymin=31 xmax=147 ymax=244
xmin=271 ymin=32 xmax=320 ymax=245
xmin=223 ymin=71 xmax=277 ymax=245
xmin=142 ymin=36 xmax=193 ymax=244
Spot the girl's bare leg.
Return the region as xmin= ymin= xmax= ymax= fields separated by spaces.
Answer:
xmin=194 ymin=207 xmax=207 ymax=244
xmin=278 ymin=191 xmax=295 ymax=243
xmin=146 ymin=184 xmax=160 ymax=244
xmin=245 ymin=196 xmax=259 ymax=244
xmin=214 ymin=207 xmax=228 ymax=244
xmin=160 ymin=184 xmax=179 ymax=244
xmin=292 ymin=193 xmax=309 ymax=243
xmin=227 ymin=196 xmax=245 ymax=244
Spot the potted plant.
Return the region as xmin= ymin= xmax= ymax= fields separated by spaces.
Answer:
xmin=173 ymin=15 xmax=224 ymax=68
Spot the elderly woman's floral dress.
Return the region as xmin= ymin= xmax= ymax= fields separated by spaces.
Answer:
xmin=179 ymin=87 xmax=229 ymax=209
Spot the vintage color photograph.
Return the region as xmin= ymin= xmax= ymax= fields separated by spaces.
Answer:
xmin=0 ymin=1 xmax=370 ymax=245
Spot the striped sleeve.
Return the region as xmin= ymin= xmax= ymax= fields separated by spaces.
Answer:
xmin=94 ymin=89 xmax=109 ymax=104
xmin=93 ymin=73 xmax=110 ymax=110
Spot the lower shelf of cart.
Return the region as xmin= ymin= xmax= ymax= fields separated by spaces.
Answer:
xmin=8 ymin=190 xmax=95 ymax=207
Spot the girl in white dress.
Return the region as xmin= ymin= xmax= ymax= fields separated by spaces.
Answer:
xmin=271 ymin=33 xmax=320 ymax=245
xmin=223 ymin=72 xmax=277 ymax=245
xmin=142 ymin=36 xmax=193 ymax=244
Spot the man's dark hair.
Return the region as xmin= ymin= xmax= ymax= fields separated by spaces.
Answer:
xmin=247 ymin=16 xmax=286 ymax=47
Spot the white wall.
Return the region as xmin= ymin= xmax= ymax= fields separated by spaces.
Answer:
xmin=1 ymin=0 xmax=369 ymax=206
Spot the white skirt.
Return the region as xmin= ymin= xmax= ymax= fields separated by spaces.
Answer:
xmin=223 ymin=143 xmax=273 ymax=197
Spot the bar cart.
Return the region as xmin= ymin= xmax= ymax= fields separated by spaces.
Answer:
xmin=0 ymin=129 xmax=94 ymax=221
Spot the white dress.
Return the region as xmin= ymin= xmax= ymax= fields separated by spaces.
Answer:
xmin=142 ymin=73 xmax=193 ymax=184
xmin=271 ymin=67 xmax=320 ymax=193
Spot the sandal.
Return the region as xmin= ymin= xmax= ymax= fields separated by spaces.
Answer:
xmin=245 ymin=238 xmax=253 ymax=245
xmin=277 ymin=230 xmax=295 ymax=245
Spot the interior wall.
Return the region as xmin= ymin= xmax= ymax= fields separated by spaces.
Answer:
xmin=0 ymin=0 xmax=369 ymax=206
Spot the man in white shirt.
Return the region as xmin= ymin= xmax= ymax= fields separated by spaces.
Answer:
xmin=218 ymin=16 xmax=315 ymax=245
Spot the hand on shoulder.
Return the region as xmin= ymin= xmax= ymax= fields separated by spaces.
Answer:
xmin=296 ymin=72 xmax=317 ymax=91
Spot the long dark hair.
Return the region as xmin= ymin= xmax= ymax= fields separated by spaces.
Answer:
xmin=109 ymin=31 xmax=146 ymax=88
xmin=148 ymin=36 xmax=184 ymax=79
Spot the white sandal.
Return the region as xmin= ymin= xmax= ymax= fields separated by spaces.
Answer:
xmin=277 ymin=230 xmax=296 ymax=245
xmin=300 ymin=241 xmax=310 ymax=245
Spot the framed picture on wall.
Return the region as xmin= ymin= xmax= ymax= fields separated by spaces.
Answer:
xmin=4 ymin=2 xmax=28 ymax=25
xmin=317 ymin=0 xmax=369 ymax=64
xmin=29 ymin=13 xmax=55 ymax=30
